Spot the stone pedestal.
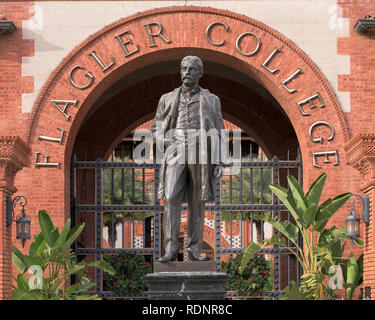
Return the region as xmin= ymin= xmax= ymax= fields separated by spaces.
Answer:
xmin=144 ymin=261 xmax=230 ymax=300
xmin=154 ymin=260 xmax=217 ymax=272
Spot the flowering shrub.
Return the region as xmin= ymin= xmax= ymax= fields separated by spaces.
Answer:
xmin=103 ymin=252 xmax=152 ymax=296
xmin=222 ymin=252 xmax=271 ymax=297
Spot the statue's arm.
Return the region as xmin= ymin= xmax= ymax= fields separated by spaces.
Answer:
xmin=212 ymin=95 xmax=229 ymax=178
xmin=152 ymin=95 xmax=166 ymax=156
xmin=151 ymin=95 xmax=165 ymax=136
xmin=152 ymin=95 xmax=174 ymax=156
xmin=213 ymin=95 xmax=225 ymax=132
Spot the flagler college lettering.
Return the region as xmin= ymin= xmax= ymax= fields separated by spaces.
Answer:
xmin=35 ymin=20 xmax=339 ymax=169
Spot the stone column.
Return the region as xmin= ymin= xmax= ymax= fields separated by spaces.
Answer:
xmin=0 ymin=136 xmax=30 ymax=300
xmin=345 ymin=134 xmax=375 ymax=300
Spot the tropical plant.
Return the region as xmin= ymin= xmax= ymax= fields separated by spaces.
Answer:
xmin=239 ymin=173 xmax=362 ymax=300
xmin=12 ymin=210 xmax=115 ymax=300
xmin=278 ymin=281 xmax=308 ymax=300
xmin=222 ymin=253 xmax=271 ymax=297
xmin=103 ymin=252 xmax=152 ymax=296
xmin=341 ymin=253 xmax=363 ymax=300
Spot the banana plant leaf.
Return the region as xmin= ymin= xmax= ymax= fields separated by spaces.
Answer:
xmin=341 ymin=253 xmax=363 ymax=300
xmin=305 ymin=173 xmax=326 ymax=206
xmin=252 ymin=213 xmax=299 ymax=246
xmin=87 ymin=260 xmax=115 ymax=275
xmin=313 ymin=193 xmax=352 ymax=233
xmin=239 ymin=242 xmax=265 ymax=274
xmin=16 ymin=274 xmax=30 ymax=291
xmin=269 ymin=184 xmax=303 ymax=230
xmin=60 ymin=222 xmax=85 ymax=251
xmin=54 ymin=219 xmax=72 ymax=249
xmin=346 ymin=253 xmax=360 ymax=300
xmin=240 ymin=234 xmax=286 ymax=275
xmin=279 ymin=281 xmax=309 ymax=300
xmin=12 ymin=288 xmax=43 ymax=300
xmin=287 ymin=175 xmax=309 ymax=227
xmin=65 ymin=282 xmax=96 ymax=294
xmin=12 ymin=246 xmax=28 ymax=273
xmin=12 ymin=210 xmax=116 ymax=300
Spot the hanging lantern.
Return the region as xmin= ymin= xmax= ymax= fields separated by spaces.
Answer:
xmin=345 ymin=194 xmax=369 ymax=244
xmin=16 ymin=211 xmax=31 ymax=248
xmin=6 ymin=195 xmax=31 ymax=248
xmin=345 ymin=207 xmax=360 ymax=240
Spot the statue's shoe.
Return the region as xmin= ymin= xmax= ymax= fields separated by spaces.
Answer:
xmin=187 ymin=248 xmax=208 ymax=261
xmin=158 ymin=252 xmax=177 ymax=263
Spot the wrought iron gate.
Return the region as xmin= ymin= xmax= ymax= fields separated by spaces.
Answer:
xmin=70 ymin=149 xmax=303 ymax=299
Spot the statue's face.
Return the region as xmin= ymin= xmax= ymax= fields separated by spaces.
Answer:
xmin=180 ymin=58 xmax=202 ymax=88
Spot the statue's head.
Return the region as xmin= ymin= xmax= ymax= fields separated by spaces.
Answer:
xmin=180 ymin=56 xmax=203 ymax=88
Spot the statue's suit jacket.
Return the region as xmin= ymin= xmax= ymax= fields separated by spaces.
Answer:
xmin=152 ymin=86 xmax=226 ymax=202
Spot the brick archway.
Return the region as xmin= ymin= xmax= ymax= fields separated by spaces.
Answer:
xmin=20 ymin=5 xmax=349 ymax=228
xmin=75 ymin=69 xmax=298 ymax=162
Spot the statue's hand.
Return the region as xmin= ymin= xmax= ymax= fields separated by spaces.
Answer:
xmin=213 ymin=166 xmax=224 ymax=179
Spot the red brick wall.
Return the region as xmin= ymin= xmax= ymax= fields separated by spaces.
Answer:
xmin=0 ymin=2 xmax=34 ymax=137
xmin=0 ymin=3 xmax=373 ymax=299
xmin=346 ymin=134 xmax=375 ymax=299
xmin=0 ymin=137 xmax=30 ymax=300
xmin=338 ymin=0 xmax=375 ymax=299
xmin=0 ymin=2 xmax=34 ymax=298
xmin=338 ymin=0 xmax=375 ymax=136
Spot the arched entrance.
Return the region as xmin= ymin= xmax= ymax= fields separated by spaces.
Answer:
xmin=72 ymin=58 xmax=297 ymax=161
xmin=70 ymin=123 xmax=302 ymax=298
xmin=19 ymin=6 xmax=350 ymax=299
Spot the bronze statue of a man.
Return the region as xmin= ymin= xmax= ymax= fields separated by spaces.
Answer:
xmin=152 ymin=56 xmax=226 ymax=262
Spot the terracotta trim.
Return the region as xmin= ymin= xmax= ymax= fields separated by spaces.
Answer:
xmin=346 ymin=134 xmax=375 ymax=192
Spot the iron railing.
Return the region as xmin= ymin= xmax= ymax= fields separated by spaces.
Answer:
xmin=70 ymin=148 xmax=302 ymax=299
